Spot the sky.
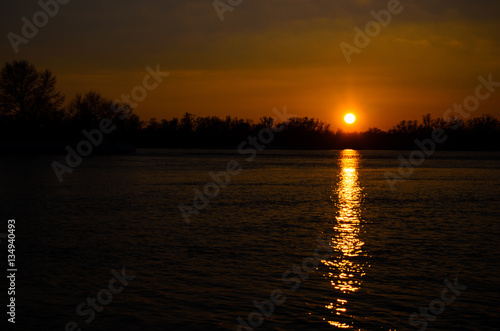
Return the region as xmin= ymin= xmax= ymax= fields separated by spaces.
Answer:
xmin=1 ymin=0 xmax=499 ymax=131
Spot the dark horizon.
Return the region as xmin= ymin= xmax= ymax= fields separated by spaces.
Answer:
xmin=1 ymin=61 xmax=499 ymax=154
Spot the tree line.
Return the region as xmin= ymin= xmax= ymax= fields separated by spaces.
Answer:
xmin=1 ymin=60 xmax=499 ymax=151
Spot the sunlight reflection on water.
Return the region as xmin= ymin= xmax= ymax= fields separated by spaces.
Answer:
xmin=326 ymin=149 xmax=367 ymax=329
xmin=1 ymin=150 xmax=499 ymax=329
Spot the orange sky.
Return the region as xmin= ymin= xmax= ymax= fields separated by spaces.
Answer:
xmin=1 ymin=0 xmax=499 ymax=130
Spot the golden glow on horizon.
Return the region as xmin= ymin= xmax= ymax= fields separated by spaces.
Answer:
xmin=344 ymin=113 xmax=356 ymax=124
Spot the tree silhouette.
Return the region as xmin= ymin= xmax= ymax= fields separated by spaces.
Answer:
xmin=67 ymin=91 xmax=118 ymax=129
xmin=1 ymin=60 xmax=499 ymax=152
xmin=0 ymin=60 xmax=64 ymax=121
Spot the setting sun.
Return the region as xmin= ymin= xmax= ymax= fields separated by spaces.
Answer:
xmin=344 ymin=113 xmax=356 ymax=124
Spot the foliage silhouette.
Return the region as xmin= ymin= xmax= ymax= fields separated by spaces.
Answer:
xmin=0 ymin=61 xmax=499 ymax=152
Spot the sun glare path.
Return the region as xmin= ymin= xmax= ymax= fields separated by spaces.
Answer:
xmin=325 ymin=149 xmax=366 ymax=328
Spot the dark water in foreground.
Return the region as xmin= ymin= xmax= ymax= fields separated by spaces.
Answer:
xmin=0 ymin=149 xmax=499 ymax=330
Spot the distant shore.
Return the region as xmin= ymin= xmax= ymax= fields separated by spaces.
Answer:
xmin=1 ymin=141 xmax=499 ymax=154
xmin=0 ymin=141 xmax=135 ymax=155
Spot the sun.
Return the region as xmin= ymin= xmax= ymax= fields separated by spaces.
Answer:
xmin=344 ymin=113 xmax=356 ymax=124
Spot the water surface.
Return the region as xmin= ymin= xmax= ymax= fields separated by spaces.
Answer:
xmin=0 ymin=149 xmax=499 ymax=330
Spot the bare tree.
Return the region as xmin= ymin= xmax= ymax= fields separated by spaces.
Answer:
xmin=67 ymin=91 xmax=115 ymax=126
xmin=0 ymin=60 xmax=64 ymax=121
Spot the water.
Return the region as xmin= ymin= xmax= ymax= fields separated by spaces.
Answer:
xmin=0 ymin=149 xmax=499 ymax=330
